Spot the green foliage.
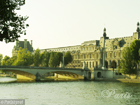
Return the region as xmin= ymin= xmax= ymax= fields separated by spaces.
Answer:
xmin=48 ymin=51 xmax=72 ymax=67
xmin=1 ymin=55 xmax=10 ymax=65
xmin=64 ymin=51 xmax=73 ymax=66
xmin=33 ymin=48 xmax=41 ymax=66
xmin=0 ymin=50 xmax=72 ymax=67
xmin=40 ymin=51 xmax=50 ymax=67
xmin=6 ymin=56 xmax=17 ymax=66
xmin=0 ymin=0 xmax=29 ymax=42
xmin=56 ymin=52 xmax=63 ymax=63
xmin=120 ymin=47 xmax=137 ymax=75
xmin=130 ymin=40 xmax=140 ymax=63
xmin=0 ymin=54 xmax=3 ymax=65
xmin=13 ymin=47 xmax=33 ymax=66
xmin=48 ymin=52 xmax=59 ymax=67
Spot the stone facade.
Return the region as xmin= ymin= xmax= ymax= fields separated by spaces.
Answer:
xmin=40 ymin=23 xmax=140 ymax=70
xmin=12 ymin=39 xmax=33 ymax=56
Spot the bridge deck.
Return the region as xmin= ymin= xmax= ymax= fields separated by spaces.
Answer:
xmin=0 ymin=66 xmax=89 ymax=71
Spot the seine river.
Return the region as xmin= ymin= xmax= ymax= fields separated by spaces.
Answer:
xmin=0 ymin=79 xmax=140 ymax=105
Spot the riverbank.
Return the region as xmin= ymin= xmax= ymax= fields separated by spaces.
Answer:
xmin=117 ymin=79 xmax=140 ymax=83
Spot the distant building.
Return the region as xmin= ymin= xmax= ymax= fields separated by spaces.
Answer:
xmin=12 ymin=39 xmax=33 ymax=56
xmin=40 ymin=22 xmax=140 ymax=69
xmin=12 ymin=23 xmax=140 ymax=70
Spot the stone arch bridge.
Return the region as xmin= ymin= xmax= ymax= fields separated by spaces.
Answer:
xmin=0 ymin=66 xmax=92 ymax=80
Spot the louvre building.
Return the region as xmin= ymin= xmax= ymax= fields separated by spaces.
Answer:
xmin=40 ymin=23 xmax=140 ymax=69
xmin=12 ymin=23 xmax=140 ymax=70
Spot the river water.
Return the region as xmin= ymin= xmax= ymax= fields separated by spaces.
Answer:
xmin=0 ymin=80 xmax=140 ymax=105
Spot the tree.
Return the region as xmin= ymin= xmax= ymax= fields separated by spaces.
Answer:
xmin=33 ymin=48 xmax=41 ymax=66
xmin=56 ymin=52 xmax=63 ymax=63
xmin=0 ymin=54 xmax=3 ymax=65
xmin=0 ymin=0 xmax=28 ymax=43
xmin=1 ymin=55 xmax=10 ymax=65
xmin=41 ymin=51 xmax=50 ymax=67
xmin=48 ymin=52 xmax=59 ymax=67
xmin=13 ymin=47 xmax=33 ymax=66
xmin=129 ymin=40 xmax=140 ymax=78
xmin=64 ymin=51 xmax=73 ymax=66
xmin=120 ymin=47 xmax=136 ymax=75
xmin=130 ymin=40 xmax=140 ymax=64
xmin=5 ymin=56 xmax=17 ymax=66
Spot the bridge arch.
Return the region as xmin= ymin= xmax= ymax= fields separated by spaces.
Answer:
xmin=2 ymin=70 xmax=36 ymax=80
xmin=97 ymin=72 xmax=101 ymax=78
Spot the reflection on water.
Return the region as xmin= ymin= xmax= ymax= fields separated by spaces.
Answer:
xmin=0 ymin=81 xmax=140 ymax=105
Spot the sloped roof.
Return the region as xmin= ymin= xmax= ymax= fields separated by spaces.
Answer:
xmin=13 ymin=41 xmax=33 ymax=52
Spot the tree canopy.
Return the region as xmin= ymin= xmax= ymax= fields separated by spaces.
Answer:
xmin=48 ymin=52 xmax=59 ymax=67
xmin=33 ymin=48 xmax=41 ymax=66
xmin=129 ymin=40 xmax=140 ymax=63
xmin=1 ymin=49 xmax=73 ymax=67
xmin=0 ymin=0 xmax=28 ymax=43
xmin=13 ymin=47 xmax=33 ymax=66
xmin=120 ymin=47 xmax=137 ymax=75
xmin=64 ymin=51 xmax=73 ymax=66
xmin=1 ymin=55 xmax=10 ymax=65
xmin=40 ymin=51 xmax=50 ymax=67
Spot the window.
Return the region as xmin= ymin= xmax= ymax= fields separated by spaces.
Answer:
xmin=90 ymin=54 xmax=91 ymax=58
xmin=84 ymin=54 xmax=86 ymax=59
xmin=114 ymin=52 xmax=116 ymax=58
xmin=110 ymin=53 xmax=112 ymax=58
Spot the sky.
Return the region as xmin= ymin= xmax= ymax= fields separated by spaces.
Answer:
xmin=0 ymin=0 xmax=140 ymax=57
